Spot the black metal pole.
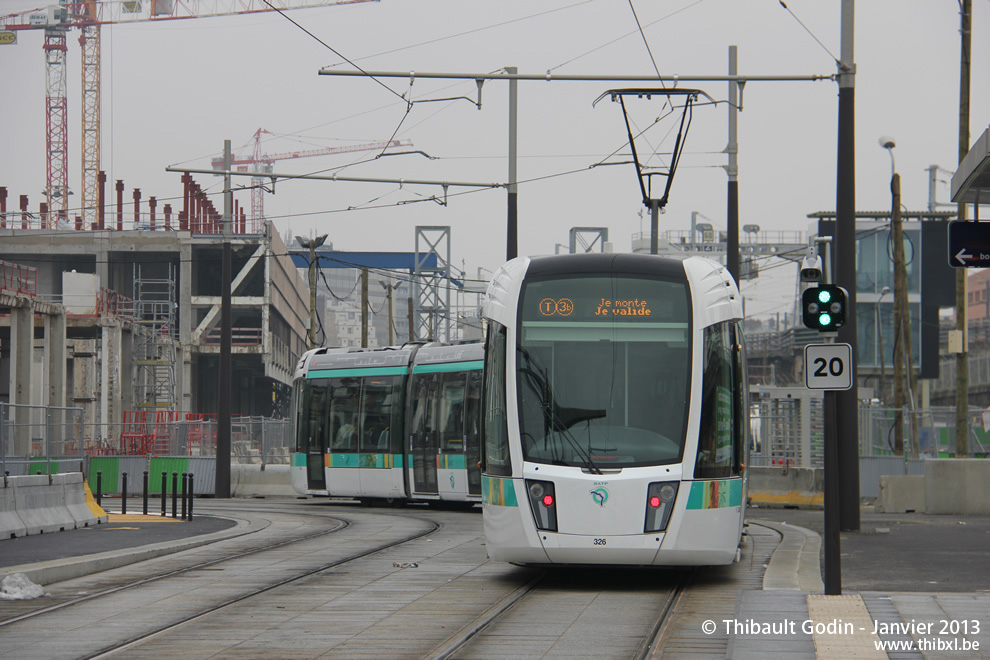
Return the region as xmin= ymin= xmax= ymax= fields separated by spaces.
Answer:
xmin=216 ymin=139 xmax=233 ymax=499
xmin=95 ymin=471 xmax=102 ymax=507
xmin=835 ymin=45 xmax=861 ymax=533
xmin=823 ymin=390 xmax=842 ymax=594
xmin=181 ymin=472 xmax=188 ymax=520
xmin=121 ymin=472 xmax=127 ymax=515
xmin=188 ymin=473 xmax=194 ymax=521
xmin=161 ymin=471 xmax=167 ymax=517
xmin=172 ymin=471 xmax=178 ymax=518
xmin=142 ymin=471 xmax=149 ymax=515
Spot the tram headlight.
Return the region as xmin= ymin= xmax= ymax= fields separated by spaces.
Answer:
xmin=525 ymin=479 xmax=557 ymax=532
xmin=644 ymin=481 xmax=679 ymax=533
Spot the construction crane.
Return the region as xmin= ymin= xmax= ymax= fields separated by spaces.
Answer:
xmin=212 ymin=130 xmax=413 ymax=233
xmin=1 ymin=0 xmax=377 ymax=227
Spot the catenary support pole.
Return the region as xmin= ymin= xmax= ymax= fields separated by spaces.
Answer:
xmin=506 ymin=66 xmax=518 ymax=261
xmin=834 ymin=0 xmax=860 ymax=532
xmin=216 ymin=139 xmax=232 ymax=498
xmin=726 ymin=46 xmax=740 ymax=282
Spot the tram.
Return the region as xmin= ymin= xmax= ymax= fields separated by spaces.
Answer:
xmin=290 ymin=342 xmax=484 ymax=505
xmin=480 ymin=253 xmax=748 ymax=565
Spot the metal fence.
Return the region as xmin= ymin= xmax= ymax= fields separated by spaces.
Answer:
xmin=0 ymin=403 xmax=85 ymax=475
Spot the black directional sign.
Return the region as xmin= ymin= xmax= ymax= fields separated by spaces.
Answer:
xmin=948 ymin=221 xmax=990 ymax=268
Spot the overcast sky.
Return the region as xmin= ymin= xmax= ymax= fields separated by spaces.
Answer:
xmin=2 ymin=0 xmax=988 ymax=318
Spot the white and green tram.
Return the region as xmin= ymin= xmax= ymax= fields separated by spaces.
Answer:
xmin=290 ymin=342 xmax=484 ymax=505
xmin=481 ymin=254 xmax=749 ymax=565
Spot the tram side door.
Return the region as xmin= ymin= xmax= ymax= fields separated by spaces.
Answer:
xmin=465 ymin=370 xmax=482 ymax=496
xmin=306 ymin=381 xmax=329 ymax=491
xmin=410 ymin=373 xmax=439 ymax=495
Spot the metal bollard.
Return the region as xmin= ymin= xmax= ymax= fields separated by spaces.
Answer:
xmin=121 ymin=472 xmax=128 ymax=515
xmin=188 ymin=473 xmax=194 ymax=521
xmin=96 ymin=471 xmax=102 ymax=507
xmin=161 ymin=471 xmax=167 ymax=517
xmin=142 ymin=471 xmax=149 ymax=516
xmin=171 ymin=472 xmax=178 ymax=518
xmin=181 ymin=472 xmax=188 ymax=520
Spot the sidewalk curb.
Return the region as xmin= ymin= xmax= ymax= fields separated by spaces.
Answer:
xmin=751 ymin=519 xmax=824 ymax=593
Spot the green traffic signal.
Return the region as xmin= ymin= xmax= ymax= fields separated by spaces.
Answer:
xmin=801 ymin=285 xmax=847 ymax=331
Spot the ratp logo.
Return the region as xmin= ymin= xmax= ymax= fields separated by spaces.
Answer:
xmin=590 ymin=487 xmax=609 ymax=507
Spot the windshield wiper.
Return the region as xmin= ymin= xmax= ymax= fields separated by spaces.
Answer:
xmin=517 ymin=348 xmax=604 ymax=475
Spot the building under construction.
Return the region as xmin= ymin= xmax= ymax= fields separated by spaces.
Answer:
xmin=0 ymin=177 xmax=309 ymax=452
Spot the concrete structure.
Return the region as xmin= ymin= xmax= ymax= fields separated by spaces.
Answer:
xmin=0 ymin=223 xmax=309 ymax=442
xmin=0 ymin=472 xmax=107 ymax=539
xmin=875 ymin=458 xmax=990 ymax=514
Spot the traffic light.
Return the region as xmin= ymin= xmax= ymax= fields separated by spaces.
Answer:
xmin=802 ymin=285 xmax=847 ymax=331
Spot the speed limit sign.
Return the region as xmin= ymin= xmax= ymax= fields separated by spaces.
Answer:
xmin=804 ymin=343 xmax=852 ymax=390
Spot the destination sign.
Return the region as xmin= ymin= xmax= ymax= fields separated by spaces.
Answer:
xmin=523 ymin=276 xmax=687 ymax=324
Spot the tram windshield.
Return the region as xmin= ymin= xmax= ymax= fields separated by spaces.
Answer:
xmin=517 ymin=275 xmax=691 ymax=469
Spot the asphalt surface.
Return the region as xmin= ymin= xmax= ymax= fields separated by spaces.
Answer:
xmin=748 ymin=504 xmax=990 ymax=593
xmin=0 ymin=510 xmax=236 ymax=570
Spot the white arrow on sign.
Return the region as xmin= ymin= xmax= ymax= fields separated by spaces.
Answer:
xmin=956 ymin=248 xmax=975 ymax=266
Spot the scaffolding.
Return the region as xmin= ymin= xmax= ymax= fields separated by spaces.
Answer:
xmin=132 ymin=263 xmax=177 ymax=409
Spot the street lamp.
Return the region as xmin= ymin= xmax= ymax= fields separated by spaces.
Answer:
xmin=879 ymin=136 xmax=918 ymax=458
xmin=297 ymin=234 xmax=328 ymax=349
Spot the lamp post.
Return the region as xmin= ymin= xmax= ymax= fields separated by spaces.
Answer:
xmin=297 ymin=234 xmax=328 ymax=350
xmin=880 ymin=137 xmax=918 ymax=458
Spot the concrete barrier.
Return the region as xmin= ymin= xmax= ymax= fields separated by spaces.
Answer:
xmin=747 ymin=466 xmax=824 ymax=509
xmin=874 ymin=475 xmax=925 ymax=513
xmin=61 ymin=472 xmax=107 ymax=528
xmin=0 ymin=473 xmax=106 ymax=539
xmin=1 ymin=477 xmax=28 ymax=539
xmin=231 ymin=464 xmax=297 ymax=498
xmin=924 ymin=459 xmax=990 ymax=515
xmin=12 ymin=474 xmax=74 ymax=535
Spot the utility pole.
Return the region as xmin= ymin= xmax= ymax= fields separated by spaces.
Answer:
xmin=297 ymin=234 xmax=328 ymax=350
xmin=890 ymin=171 xmax=918 ymax=457
xmin=216 ymin=139 xmax=232 ymax=499
xmin=956 ymin=0 xmax=972 ymax=457
xmin=407 ymin=297 xmax=414 ymax=343
xmin=834 ymin=0 xmax=860 ymax=533
xmin=381 ymin=280 xmax=397 ymax=345
xmin=361 ymin=267 xmax=369 ymax=348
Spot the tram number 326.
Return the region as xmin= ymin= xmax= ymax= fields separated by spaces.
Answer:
xmin=593 ymin=538 xmax=607 ymax=546
xmin=804 ymin=343 xmax=853 ymax=390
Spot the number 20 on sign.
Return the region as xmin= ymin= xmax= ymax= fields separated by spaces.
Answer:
xmin=804 ymin=343 xmax=853 ymax=390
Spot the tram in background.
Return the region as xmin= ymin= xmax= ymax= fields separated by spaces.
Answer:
xmin=480 ymin=253 xmax=748 ymax=565
xmin=290 ymin=342 xmax=484 ymax=506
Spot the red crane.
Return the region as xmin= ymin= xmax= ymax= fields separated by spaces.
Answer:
xmin=212 ymin=130 xmax=413 ymax=232
xmin=1 ymin=0 xmax=378 ymax=228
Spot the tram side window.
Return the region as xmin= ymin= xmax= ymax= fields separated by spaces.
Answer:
xmin=732 ymin=323 xmax=749 ymax=474
xmin=359 ymin=378 xmax=395 ymax=454
xmin=329 ymin=378 xmax=360 ymax=452
xmin=483 ymin=323 xmax=512 ymax=476
xmin=292 ymin=382 xmax=303 ymax=452
xmin=695 ymin=322 xmax=742 ymax=479
xmin=440 ymin=373 xmax=467 ymax=452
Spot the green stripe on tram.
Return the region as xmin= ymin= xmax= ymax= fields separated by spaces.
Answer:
xmin=413 ymin=360 xmax=484 ymax=374
xmin=482 ymin=476 xmax=519 ymax=507
xmin=307 ymin=366 xmax=408 ymax=379
xmin=327 ymin=453 xmax=403 ymax=469
xmin=686 ymin=478 xmax=743 ymax=509
xmin=438 ymin=454 xmax=468 ymax=470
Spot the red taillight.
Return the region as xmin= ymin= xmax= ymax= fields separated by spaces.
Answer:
xmin=649 ymin=496 xmax=661 ymax=508
xmin=543 ymin=494 xmax=554 ymax=507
